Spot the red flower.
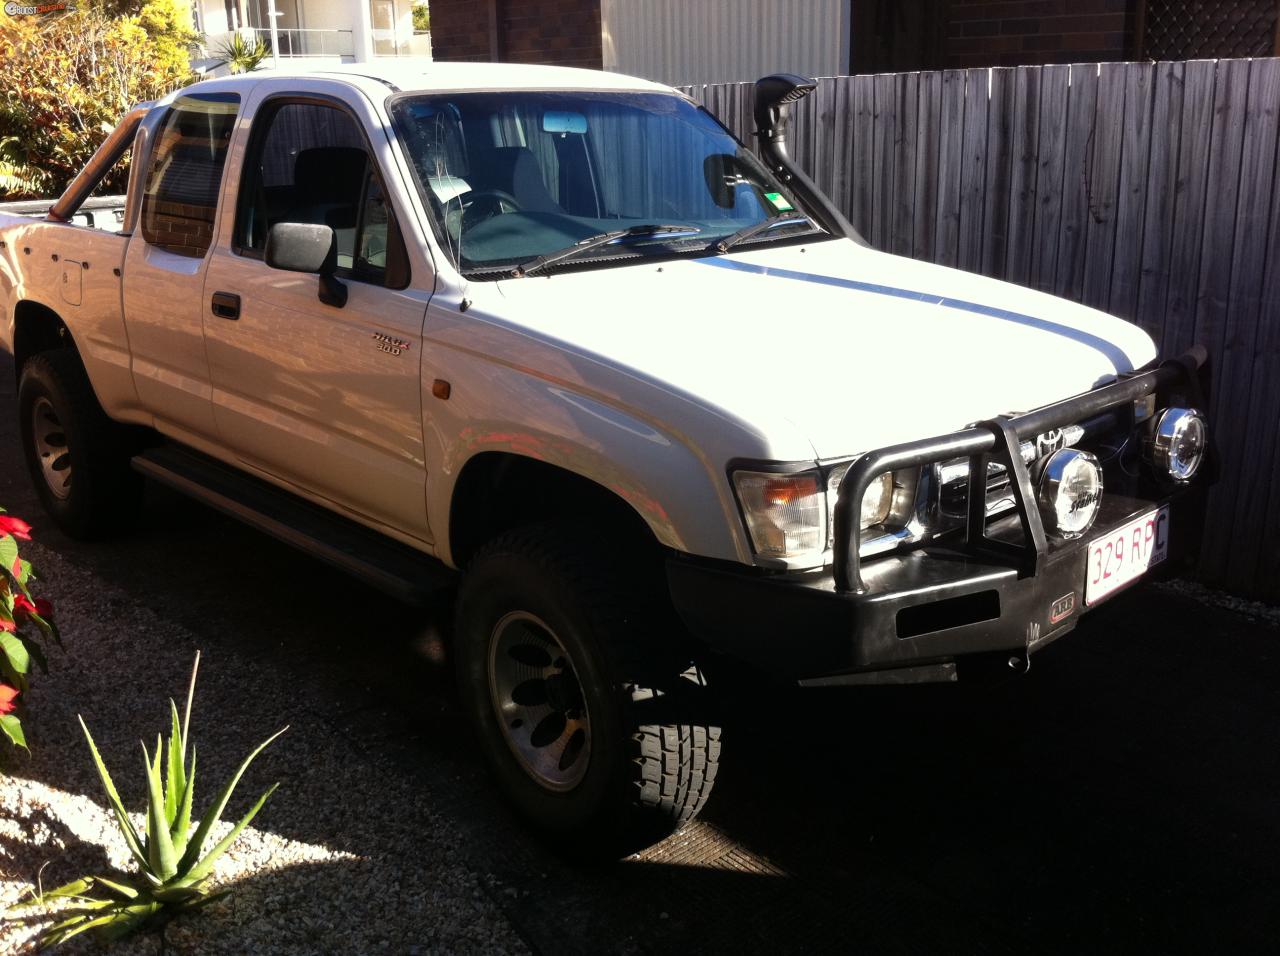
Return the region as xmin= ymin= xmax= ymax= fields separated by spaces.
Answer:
xmin=0 ymin=684 xmax=17 ymax=715
xmin=0 ymin=616 xmax=13 ymax=633
xmin=12 ymin=594 xmax=52 ymax=622
xmin=0 ymin=516 xmax=32 ymax=541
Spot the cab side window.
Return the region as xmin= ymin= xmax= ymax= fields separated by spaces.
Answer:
xmin=140 ymin=93 xmax=240 ymax=258
xmin=236 ymin=101 xmax=408 ymax=288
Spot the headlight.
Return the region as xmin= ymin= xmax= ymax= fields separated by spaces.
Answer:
xmin=1037 ymin=448 xmax=1103 ymax=538
xmin=733 ymin=465 xmax=906 ymax=560
xmin=732 ymin=470 xmax=826 ymax=558
xmin=826 ymin=464 xmax=893 ymax=541
xmin=1151 ymin=407 xmax=1206 ymax=482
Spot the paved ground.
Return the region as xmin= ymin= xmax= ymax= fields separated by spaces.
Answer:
xmin=1 ymin=349 xmax=1278 ymax=954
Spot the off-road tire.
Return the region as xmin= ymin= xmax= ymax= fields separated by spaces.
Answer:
xmin=17 ymin=349 xmax=142 ymax=538
xmin=455 ymin=523 xmax=720 ymax=855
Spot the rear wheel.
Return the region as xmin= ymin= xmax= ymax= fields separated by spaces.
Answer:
xmin=455 ymin=523 xmax=720 ymax=855
xmin=17 ymin=350 xmax=141 ymax=538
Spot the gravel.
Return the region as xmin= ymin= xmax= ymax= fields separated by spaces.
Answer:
xmin=0 ymin=541 xmax=530 ymax=955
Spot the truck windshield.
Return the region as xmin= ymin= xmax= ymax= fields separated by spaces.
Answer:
xmin=389 ymin=90 xmax=823 ymax=277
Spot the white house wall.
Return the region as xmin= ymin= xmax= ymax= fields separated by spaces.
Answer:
xmin=600 ymin=0 xmax=851 ymax=86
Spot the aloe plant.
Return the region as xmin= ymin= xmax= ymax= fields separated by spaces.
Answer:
xmin=7 ymin=654 xmax=285 ymax=946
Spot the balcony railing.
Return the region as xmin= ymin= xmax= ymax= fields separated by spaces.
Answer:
xmin=247 ymin=27 xmax=355 ymax=58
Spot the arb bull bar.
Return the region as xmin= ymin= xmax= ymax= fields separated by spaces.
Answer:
xmin=667 ymin=348 xmax=1210 ymax=687
xmin=831 ymin=347 xmax=1209 ymax=594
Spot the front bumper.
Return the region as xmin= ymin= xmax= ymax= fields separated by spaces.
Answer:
xmin=668 ymin=349 xmax=1212 ymax=686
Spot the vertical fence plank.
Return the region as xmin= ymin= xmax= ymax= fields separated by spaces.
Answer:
xmin=1005 ymin=66 xmax=1042 ymax=286
xmin=957 ymin=68 xmax=990 ymax=273
xmin=852 ymin=75 xmax=876 ymax=237
xmin=831 ymin=76 xmax=857 ymax=220
xmin=913 ymin=70 xmax=943 ymax=262
xmin=1162 ymin=59 xmax=1219 ymax=359
xmin=1081 ymin=63 xmax=1127 ymax=311
xmin=890 ymin=71 xmax=919 ymax=258
xmin=982 ymin=68 xmax=1015 ymax=279
xmin=872 ymin=72 xmax=897 ymax=248
xmin=1135 ymin=61 xmax=1187 ymax=342
xmin=1108 ymin=62 xmax=1156 ymax=321
xmin=1055 ymin=63 xmax=1099 ymax=301
xmin=1030 ymin=64 xmax=1070 ymax=292
xmin=934 ymin=70 xmax=967 ymax=267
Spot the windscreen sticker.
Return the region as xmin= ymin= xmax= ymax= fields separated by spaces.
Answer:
xmin=765 ymin=192 xmax=795 ymax=212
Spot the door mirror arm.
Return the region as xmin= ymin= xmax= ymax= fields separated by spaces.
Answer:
xmin=265 ymin=222 xmax=348 ymax=308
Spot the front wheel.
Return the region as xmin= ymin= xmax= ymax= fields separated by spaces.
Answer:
xmin=455 ymin=524 xmax=720 ymax=854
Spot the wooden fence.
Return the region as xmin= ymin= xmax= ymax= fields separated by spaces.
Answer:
xmin=684 ymin=59 xmax=1280 ymax=600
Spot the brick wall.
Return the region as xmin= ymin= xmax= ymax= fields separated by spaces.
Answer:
xmin=426 ymin=0 xmax=493 ymax=61
xmin=428 ymin=0 xmax=603 ymax=69
xmin=944 ymin=0 xmax=1136 ymax=66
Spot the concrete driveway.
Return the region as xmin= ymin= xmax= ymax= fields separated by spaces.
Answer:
xmin=1 ymin=349 xmax=1277 ymax=954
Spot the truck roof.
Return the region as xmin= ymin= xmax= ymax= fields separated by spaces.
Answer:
xmin=192 ymin=61 xmax=678 ymax=97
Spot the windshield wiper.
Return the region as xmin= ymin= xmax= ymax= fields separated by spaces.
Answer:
xmin=712 ymin=215 xmax=814 ymax=254
xmin=513 ymin=224 xmax=701 ymax=277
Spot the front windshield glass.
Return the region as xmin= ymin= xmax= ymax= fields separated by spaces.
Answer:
xmin=389 ymin=91 xmax=823 ymax=276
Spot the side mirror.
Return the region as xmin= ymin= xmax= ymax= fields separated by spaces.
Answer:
xmin=264 ymin=222 xmax=347 ymax=308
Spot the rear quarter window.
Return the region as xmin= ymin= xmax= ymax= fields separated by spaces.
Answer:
xmin=139 ymin=93 xmax=240 ymax=258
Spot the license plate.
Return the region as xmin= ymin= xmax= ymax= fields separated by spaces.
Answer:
xmin=1085 ymin=507 xmax=1170 ymax=605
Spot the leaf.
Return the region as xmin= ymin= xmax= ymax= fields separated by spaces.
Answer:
xmin=176 ymin=727 xmax=286 ymax=875
xmin=79 ymin=717 xmax=150 ymax=874
xmin=171 ymin=745 xmax=195 ymax=858
xmin=142 ymin=739 xmax=178 ymax=881
xmin=0 ymin=632 xmax=29 ymax=675
xmin=165 ymin=701 xmax=183 ymax=827
xmin=181 ymin=782 xmax=279 ymax=886
xmin=0 ymin=535 xmax=17 ymax=580
xmin=0 ymin=654 xmax=27 ymax=694
xmin=0 ymin=714 xmax=26 ymax=751
xmin=88 ymin=876 xmax=138 ymax=901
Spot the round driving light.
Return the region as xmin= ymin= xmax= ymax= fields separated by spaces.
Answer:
xmin=1037 ymin=449 xmax=1103 ymax=539
xmin=1152 ymin=407 xmax=1207 ymax=482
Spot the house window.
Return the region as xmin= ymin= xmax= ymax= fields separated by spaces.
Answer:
xmin=370 ymin=0 xmax=407 ymax=55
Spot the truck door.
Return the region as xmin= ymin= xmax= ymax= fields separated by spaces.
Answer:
xmin=200 ymin=94 xmax=432 ymax=541
xmin=121 ymin=92 xmax=240 ymax=446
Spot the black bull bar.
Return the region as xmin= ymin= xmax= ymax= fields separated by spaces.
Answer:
xmin=830 ymin=347 xmax=1210 ymax=595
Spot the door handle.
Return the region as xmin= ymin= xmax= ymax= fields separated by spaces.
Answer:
xmin=211 ymin=291 xmax=241 ymax=320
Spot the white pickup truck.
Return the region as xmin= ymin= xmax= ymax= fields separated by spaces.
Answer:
xmin=0 ymin=63 xmax=1210 ymax=852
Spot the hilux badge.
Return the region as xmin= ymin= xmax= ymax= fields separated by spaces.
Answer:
xmin=372 ymin=332 xmax=411 ymax=356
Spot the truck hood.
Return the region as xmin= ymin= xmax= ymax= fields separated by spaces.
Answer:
xmin=489 ymin=239 xmax=1159 ymax=461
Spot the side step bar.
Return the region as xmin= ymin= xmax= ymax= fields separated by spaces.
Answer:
xmin=132 ymin=445 xmax=455 ymax=605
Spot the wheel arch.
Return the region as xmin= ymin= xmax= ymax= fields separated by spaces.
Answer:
xmin=12 ymin=299 xmax=77 ymax=379
xmin=447 ymin=452 xmax=665 ymax=570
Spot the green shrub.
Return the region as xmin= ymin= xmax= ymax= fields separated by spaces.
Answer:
xmin=0 ymin=2 xmax=196 ymax=200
